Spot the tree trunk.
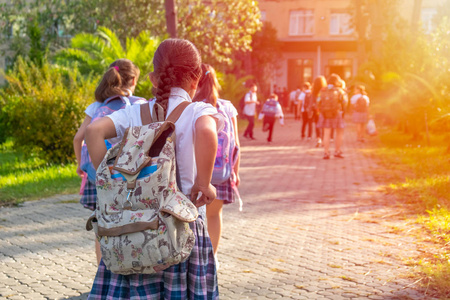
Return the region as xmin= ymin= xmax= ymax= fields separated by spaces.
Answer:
xmin=165 ymin=0 xmax=177 ymax=38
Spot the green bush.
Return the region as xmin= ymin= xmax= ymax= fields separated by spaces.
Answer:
xmin=0 ymin=57 xmax=97 ymax=163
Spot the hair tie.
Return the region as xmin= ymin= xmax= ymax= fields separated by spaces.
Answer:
xmin=205 ymin=71 xmax=210 ymax=76
xmin=113 ymin=66 xmax=119 ymax=71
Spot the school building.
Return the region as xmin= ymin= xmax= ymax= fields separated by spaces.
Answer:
xmin=258 ymin=0 xmax=447 ymax=92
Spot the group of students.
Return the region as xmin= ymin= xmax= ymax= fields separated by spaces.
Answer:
xmin=73 ymin=39 xmax=240 ymax=299
xmin=299 ymin=74 xmax=371 ymax=159
xmin=244 ymin=74 xmax=371 ymax=160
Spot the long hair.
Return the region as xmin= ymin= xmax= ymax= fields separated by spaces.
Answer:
xmin=151 ymin=39 xmax=202 ymax=117
xmin=327 ymin=73 xmax=341 ymax=87
xmin=94 ymin=59 xmax=140 ymax=102
xmin=311 ymin=76 xmax=327 ymax=98
xmin=192 ymin=64 xmax=220 ymax=107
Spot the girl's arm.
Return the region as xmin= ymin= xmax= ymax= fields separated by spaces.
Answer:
xmin=85 ymin=117 xmax=118 ymax=170
xmin=190 ymin=115 xmax=218 ymax=207
xmin=73 ymin=116 xmax=91 ymax=177
xmin=231 ymin=116 xmax=241 ymax=186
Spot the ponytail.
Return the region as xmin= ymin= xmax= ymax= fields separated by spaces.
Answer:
xmin=95 ymin=59 xmax=140 ymax=102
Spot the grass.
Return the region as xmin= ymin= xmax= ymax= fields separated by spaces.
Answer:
xmin=366 ymin=130 xmax=450 ymax=297
xmin=0 ymin=140 xmax=80 ymax=206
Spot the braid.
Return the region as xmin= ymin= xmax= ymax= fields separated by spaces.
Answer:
xmin=152 ymin=39 xmax=202 ymax=117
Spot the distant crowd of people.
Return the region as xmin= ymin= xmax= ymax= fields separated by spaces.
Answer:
xmin=241 ymin=73 xmax=373 ymax=159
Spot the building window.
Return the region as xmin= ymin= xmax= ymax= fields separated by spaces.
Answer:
xmin=421 ymin=8 xmax=437 ymax=34
xmin=329 ymin=13 xmax=354 ymax=35
xmin=288 ymin=59 xmax=313 ymax=91
xmin=289 ymin=10 xmax=314 ymax=36
xmin=326 ymin=59 xmax=353 ymax=81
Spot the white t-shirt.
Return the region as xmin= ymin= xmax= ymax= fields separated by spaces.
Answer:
xmin=243 ymin=92 xmax=258 ymax=116
xmin=218 ymin=99 xmax=238 ymax=119
xmin=106 ymin=87 xmax=224 ymax=198
xmin=350 ymin=94 xmax=370 ymax=105
xmin=84 ymin=92 xmax=146 ymax=118
xmin=85 ymin=101 xmax=102 ymax=118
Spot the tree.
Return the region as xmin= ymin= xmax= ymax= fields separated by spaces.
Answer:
xmin=228 ymin=21 xmax=281 ymax=95
xmin=0 ymin=0 xmax=99 ymax=60
xmin=55 ymin=27 xmax=160 ymax=99
xmin=1 ymin=0 xmax=262 ymax=68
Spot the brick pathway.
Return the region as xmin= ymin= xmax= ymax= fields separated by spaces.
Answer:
xmin=0 ymin=115 xmax=433 ymax=299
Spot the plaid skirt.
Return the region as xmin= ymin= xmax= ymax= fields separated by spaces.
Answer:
xmin=87 ymin=216 xmax=219 ymax=300
xmin=317 ymin=112 xmax=345 ymax=129
xmin=213 ymin=179 xmax=235 ymax=204
xmin=80 ymin=179 xmax=97 ymax=211
xmin=352 ymin=112 xmax=368 ymax=124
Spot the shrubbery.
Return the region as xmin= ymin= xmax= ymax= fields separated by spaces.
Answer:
xmin=0 ymin=57 xmax=97 ymax=163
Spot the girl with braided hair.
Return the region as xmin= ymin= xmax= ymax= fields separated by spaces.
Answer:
xmin=85 ymin=39 xmax=222 ymax=299
xmin=193 ymin=64 xmax=241 ymax=265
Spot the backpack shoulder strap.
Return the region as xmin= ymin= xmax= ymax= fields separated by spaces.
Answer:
xmin=166 ymin=101 xmax=191 ymax=123
xmin=140 ymin=103 xmax=153 ymax=125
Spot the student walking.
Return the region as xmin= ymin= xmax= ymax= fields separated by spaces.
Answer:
xmin=311 ymin=76 xmax=327 ymax=147
xmin=73 ymin=58 xmax=145 ymax=265
xmin=317 ymin=74 xmax=348 ymax=159
xmin=299 ymin=82 xmax=313 ymax=139
xmin=84 ymin=39 xmax=222 ymax=299
xmin=259 ymin=94 xmax=284 ymax=143
xmin=243 ymin=83 xmax=260 ymax=140
xmin=350 ymin=85 xmax=370 ymax=142
xmin=193 ymin=64 xmax=241 ymax=263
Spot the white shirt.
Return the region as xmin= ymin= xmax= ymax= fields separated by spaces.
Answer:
xmin=243 ymin=92 xmax=258 ymax=116
xmin=218 ymin=99 xmax=238 ymax=119
xmin=85 ymin=102 xmax=102 ymax=118
xmin=350 ymin=94 xmax=370 ymax=105
xmin=106 ymin=87 xmax=224 ymax=199
xmin=289 ymin=90 xmax=297 ymax=103
xmin=84 ymin=90 xmax=144 ymax=118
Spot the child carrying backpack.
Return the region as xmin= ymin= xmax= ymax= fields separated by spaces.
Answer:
xmin=258 ymin=94 xmax=284 ymax=143
xmin=84 ymin=39 xmax=221 ymax=299
xmin=193 ymin=64 xmax=241 ymax=263
xmin=350 ymin=85 xmax=370 ymax=142
xmin=73 ymin=59 xmax=146 ymax=264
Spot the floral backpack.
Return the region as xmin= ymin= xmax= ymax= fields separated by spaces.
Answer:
xmin=211 ymin=99 xmax=238 ymax=185
xmin=86 ymin=102 xmax=198 ymax=275
xmin=80 ymin=95 xmax=146 ymax=182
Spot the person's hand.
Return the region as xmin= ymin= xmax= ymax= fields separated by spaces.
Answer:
xmin=76 ymin=165 xmax=84 ymax=178
xmin=190 ymin=181 xmax=216 ymax=207
xmin=234 ymin=172 xmax=241 ymax=187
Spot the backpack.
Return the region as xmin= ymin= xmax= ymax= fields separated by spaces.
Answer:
xmin=354 ymin=96 xmax=368 ymax=113
xmin=211 ymin=99 xmax=238 ymax=185
xmin=261 ymin=99 xmax=278 ymax=117
xmin=319 ymin=87 xmax=341 ymax=119
xmin=303 ymin=91 xmax=315 ymax=119
xmin=80 ymin=95 xmax=146 ymax=182
xmin=86 ymin=102 xmax=198 ymax=275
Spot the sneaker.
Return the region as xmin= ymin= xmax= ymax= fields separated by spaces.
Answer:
xmin=334 ymin=151 xmax=344 ymax=158
xmin=323 ymin=153 xmax=330 ymax=160
xmin=250 ymin=137 xmax=256 ymax=140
